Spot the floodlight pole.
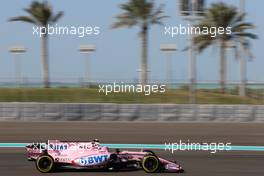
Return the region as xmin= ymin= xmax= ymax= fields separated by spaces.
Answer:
xmin=166 ymin=53 xmax=173 ymax=87
xmin=15 ymin=56 xmax=22 ymax=85
xmin=85 ymin=54 xmax=90 ymax=85
xmin=79 ymin=45 xmax=96 ymax=87
xmin=160 ymin=44 xmax=177 ymax=88
xmin=9 ymin=46 xmax=26 ymax=87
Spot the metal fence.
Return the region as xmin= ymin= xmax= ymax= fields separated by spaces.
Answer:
xmin=0 ymin=103 xmax=264 ymax=122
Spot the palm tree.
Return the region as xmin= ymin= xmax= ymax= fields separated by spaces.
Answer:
xmin=9 ymin=1 xmax=63 ymax=88
xmin=112 ymin=0 xmax=168 ymax=85
xmin=193 ymin=2 xmax=257 ymax=92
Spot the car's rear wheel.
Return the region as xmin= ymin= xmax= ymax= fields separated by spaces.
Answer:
xmin=142 ymin=155 xmax=160 ymax=173
xmin=35 ymin=155 xmax=54 ymax=173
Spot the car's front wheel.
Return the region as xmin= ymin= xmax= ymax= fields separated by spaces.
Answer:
xmin=35 ymin=155 xmax=54 ymax=173
xmin=142 ymin=154 xmax=160 ymax=173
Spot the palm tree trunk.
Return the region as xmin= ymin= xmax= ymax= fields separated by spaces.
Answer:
xmin=239 ymin=46 xmax=246 ymax=96
xmin=219 ymin=41 xmax=226 ymax=93
xmin=140 ymin=26 xmax=148 ymax=85
xmin=41 ymin=33 xmax=50 ymax=88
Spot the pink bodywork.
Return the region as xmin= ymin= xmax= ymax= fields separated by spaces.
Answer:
xmin=26 ymin=140 xmax=183 ymax=172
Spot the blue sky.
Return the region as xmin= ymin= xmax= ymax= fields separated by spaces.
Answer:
xmin=0 ymin=0 xmax=263 ymax=83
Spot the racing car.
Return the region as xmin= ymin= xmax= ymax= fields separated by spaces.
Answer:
xmin=26 ymin=139 xmax=184 ymax=173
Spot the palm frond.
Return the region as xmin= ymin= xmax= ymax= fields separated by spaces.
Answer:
xmin=150 ymin=15 xmax=168 ymax=25
xmin=232 ymin=22 xmax=255 ymax=32
xmin=51 ymin=11 xmax=63 ymax=23
xmin=193 ymin=2 xmax=257 ymax=54
xmin=194 ymin=34 xmax=215 ymax=52
xmin=235 ymin=33 xmax=258 ymax=39
xmin=111 ymin=13 xmax=138 ymax=28
xmin=112 ymin=0 xmax=167 ymax=29
xmin=8 ymin=16 xmax=37 ymax=24
xmin=10 ymin=1 xmax=63 ymax=26
xmin=149 ymin=4 xmax=168 ymax=25
xmin=230 ymin=13 xmax=245 ymax=25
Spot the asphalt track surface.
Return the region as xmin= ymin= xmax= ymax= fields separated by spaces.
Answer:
xmin=0 ymin=122 xmax=264 ymax=176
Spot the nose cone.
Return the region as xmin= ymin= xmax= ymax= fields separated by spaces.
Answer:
xmin=165 ymin=163 xmax=184 ymax=172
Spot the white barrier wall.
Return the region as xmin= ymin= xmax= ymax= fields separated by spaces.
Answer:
xmin=0 ymin=103 xmax=263 ymax=122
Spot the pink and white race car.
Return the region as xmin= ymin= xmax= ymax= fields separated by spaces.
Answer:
xmin=26 ymin=139 xmax=184 ymax=173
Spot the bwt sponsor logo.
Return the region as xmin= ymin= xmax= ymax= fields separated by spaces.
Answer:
xmin=78 ymin=155 xmax=108 ymax=166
